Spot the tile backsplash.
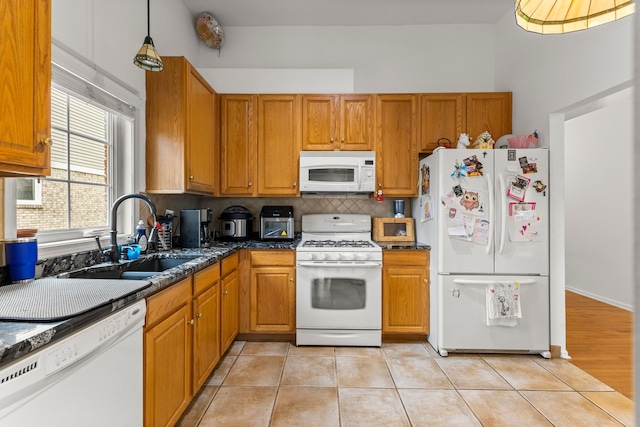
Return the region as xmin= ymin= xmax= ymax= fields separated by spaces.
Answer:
xmin=145 ymin=194 xmax=407 ymax=235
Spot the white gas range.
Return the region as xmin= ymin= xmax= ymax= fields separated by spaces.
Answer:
xmin=296 ymin=214 xmax=382 ymax=347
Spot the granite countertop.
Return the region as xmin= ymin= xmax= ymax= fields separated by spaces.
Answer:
xmin=0 ymin=238 xmax=300 ymax=370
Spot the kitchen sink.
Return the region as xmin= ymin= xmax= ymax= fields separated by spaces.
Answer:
xmin=63 ymin=255 xmax=200 ymax=281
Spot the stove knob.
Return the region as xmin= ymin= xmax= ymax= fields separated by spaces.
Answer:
xmin=340 ymin=252 xmax=355 ymax=260
xmin=314 ymin=252 xmax=326 ymax=261
xmin=355 ymin=253 xmax=368 ymax=261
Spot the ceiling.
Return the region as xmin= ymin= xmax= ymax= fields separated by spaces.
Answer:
xmin=180 ymin=0 xmax=515 ymax=27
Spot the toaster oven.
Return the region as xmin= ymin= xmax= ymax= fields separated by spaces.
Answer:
xmin=260 ymin=206 xmax=294 ymax=240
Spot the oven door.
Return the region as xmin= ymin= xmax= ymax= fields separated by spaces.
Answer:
xmin=296 ymin=260 xmax=382 ymax=329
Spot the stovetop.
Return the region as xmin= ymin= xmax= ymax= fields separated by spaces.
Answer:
xmin=300 ymin=239 xmax=377 ymax=249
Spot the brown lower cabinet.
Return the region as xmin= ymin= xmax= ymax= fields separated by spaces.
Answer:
xmin=144 ymin=262 xmax=221 ymax=427
xmin=382 ymin=250 xmax=430 ymax=334
xmin=249 ymin=250 xmax=296 ymax=332
xmin=221 ymin=252 xmax=240 ymax=353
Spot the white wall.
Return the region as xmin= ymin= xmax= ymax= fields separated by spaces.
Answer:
xmin=196 ymin=25 xmax=498 ymax=93
xmin=564 ymin=89 xmax=634 ymax=310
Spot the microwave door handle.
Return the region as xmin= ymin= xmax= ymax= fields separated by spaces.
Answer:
xmin=357 ymin=163 xmax=362 ymax=190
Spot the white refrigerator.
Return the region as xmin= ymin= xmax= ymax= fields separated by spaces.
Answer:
xmin=411 ymin=148 xmax=550 ymax=357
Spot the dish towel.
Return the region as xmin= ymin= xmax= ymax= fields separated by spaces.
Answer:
xmin=486 ymin=282 xmax=521 ymax=327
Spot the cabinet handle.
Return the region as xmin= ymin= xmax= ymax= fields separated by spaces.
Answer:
xmin=292 ymin=182 xmax=297 ymax=188
xmin=189 ymin=175 xmax=194 ymax=180
xmin=248 ymin=182 xmax=252 ymax=187
xmin=223 ymin=290 xmax=228 ymax=295
xmin=330 ymin=137 xmax=334 ymax=143
xmin=41 ymin=137 xmax=53 ymax=147
xmin=189 ymin=319 xmax=195 ymax=325
xmin=289 ymin=277 xmax=294 ymax=282
xmin=196 ymin=312 xmax=203 ymax=318
xmin=423 ymin=279 xmax=428 ymax=284
xmin=341 ymin=137 xmax=344 ymax=143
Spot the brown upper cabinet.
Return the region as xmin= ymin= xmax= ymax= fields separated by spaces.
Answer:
xmin=0 ymin=0 xmax=52 ymax=177
xmin=257 ymin=95 xmax=301 ymax=196
xmin=220 ymin=94 xmax=256 ymax=196
xmin=220 ymin=94 xmax=302 ymax=197
xmin=145 ymin=56 xmax=218 ymax=195
xmin=375 ymin=94 xmax=418 ymax=197
xmin=302 ymin=95 xmax=374 ymax=151
xmin=419 ymin=92 xmax=512 ymax=153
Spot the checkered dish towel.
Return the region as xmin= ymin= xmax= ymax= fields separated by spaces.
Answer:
xmin=486 ymin=282 xmax=521 ymax=327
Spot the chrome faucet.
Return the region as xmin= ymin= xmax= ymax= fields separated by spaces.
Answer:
xmin=107 ymin=193 xmax=159 ymax=262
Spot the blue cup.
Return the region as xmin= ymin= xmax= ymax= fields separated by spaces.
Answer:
xmin=5 ymin=238 xmax=38 ymax=283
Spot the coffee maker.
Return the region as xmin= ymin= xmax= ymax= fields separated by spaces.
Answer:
xmin=180 ymin=208 xmax=212 ymax=248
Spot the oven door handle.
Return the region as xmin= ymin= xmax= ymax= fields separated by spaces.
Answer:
xmin=297 ymin=261 xmax=382 ymax=267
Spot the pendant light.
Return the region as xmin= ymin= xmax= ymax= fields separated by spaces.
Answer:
xmin=133 ymin=0 xmax=164 ymax=71
xmin=515 ymin=0 xmax=635 ymax=34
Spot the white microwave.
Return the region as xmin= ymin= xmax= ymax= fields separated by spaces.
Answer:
xmin=299 ymin=151 xmax=376 ymax=193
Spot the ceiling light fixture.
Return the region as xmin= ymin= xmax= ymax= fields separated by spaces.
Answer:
xmin=133 ymin=0 xmax=164 ymax=71
xmin=515 ymin=0 xmax=635 ymax=34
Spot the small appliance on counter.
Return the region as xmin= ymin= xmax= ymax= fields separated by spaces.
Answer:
xmin=260 ymin=206 xmax=294 ymax=240
xmin=180 ymin=208 xmax=212 ymax=248
xmin=219 ymin=206 xmax=254 ymax=241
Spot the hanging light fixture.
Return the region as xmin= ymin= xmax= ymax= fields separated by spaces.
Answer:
xmin=133 ymin=0 xmax=164 ymax=71
xmin=515 ymin=0 xmax=635 ymax=34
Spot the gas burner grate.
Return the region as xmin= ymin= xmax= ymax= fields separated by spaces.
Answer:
xmin=301 ymin=240 xmax=375 ymax=248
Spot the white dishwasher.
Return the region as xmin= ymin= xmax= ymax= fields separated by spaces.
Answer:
xmin=0 ymin=300 xmax=146 ymax=427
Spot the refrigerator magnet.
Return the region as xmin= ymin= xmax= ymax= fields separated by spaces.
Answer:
xmin=507 ymin=175 xmax=531 ymax=202
xmin=533 ymin=180 xmax=547 ymax=192
xmin=450 ymin=160 xmax=467 ymax=178
xmin=463 ymin=155 xmax=484 ymax=177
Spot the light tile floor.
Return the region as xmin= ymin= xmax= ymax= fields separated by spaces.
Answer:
xmin=177 ymin=341 xmax=634 ymax=427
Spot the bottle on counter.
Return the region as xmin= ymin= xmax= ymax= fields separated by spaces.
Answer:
xmin=135 ymin=220 xmax=148 ymax=251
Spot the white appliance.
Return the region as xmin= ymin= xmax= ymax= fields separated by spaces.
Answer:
xmin=296 ymin=214 xmax=382 ymax=346
xmin=411 ymin=148 xmax=550 ymax=357
xmin=299 ymin=151 xmax=376 ymax=193
xmin=0 ymin=300 xmax=146 ymax=426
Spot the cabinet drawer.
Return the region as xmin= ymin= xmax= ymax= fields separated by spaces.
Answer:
xmin=250 ymin=250 xmax=294 ymax=266
xmin=146 ymin=278 xmax=192 ymax=327
xmin=193 ymin=262 xmax=220 ymax=296
xmin=221 ymin=252 xmax=239 ymax=277
xmin=383 ymin=250 xmax=429 ymax=267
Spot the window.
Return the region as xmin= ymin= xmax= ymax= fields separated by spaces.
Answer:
xmin=16 ymin=87 xmax=112 ymax=231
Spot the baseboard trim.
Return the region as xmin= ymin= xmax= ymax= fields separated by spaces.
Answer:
xmin=565 ymin=287 xmax=633 ymax=312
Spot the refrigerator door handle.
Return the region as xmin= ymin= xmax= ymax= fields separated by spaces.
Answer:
xmin=486 ymin=173 xmax=494 ymax=254
xmin=498 ymin=173 xmax=507 ymax=254
xmin=453 ymin=279 xmax=537 ymax=286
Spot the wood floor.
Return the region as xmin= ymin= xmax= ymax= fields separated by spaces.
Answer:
xmin=565 ymin=290 xmax=633 ymax=399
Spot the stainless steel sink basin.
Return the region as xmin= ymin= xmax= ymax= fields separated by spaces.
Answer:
xmin=63 ymin=255 xmax=199 ymax=281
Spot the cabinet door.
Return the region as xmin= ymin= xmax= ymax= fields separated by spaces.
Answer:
xmin=250 ymin=266 xmax=295 ymax=332
xmin=221 ymin=269 xmax=239 ymax=353
xmin=419 ymin=94 xmax=464 ymax=153
xmin=144 ymin=305 xmax=192 ymax=427
xmin=0 ymin=0 xmax=51 ymax=176
xmin=301 ymin=95 xmax=337 ymax=150
xmin=375 ymin=94 xmax=418 ymax=197
xmin=221 ymin=95 xmax=256 ymax=195
xmin=340 ymin=95 xmax=373 ymax=150
xmin=465 ymin=92 xmax=512 ymax=142
xmin=257 ymin=95 xmax=301 ymax=196
xmin=383 ymin=266 xmax=428 ymax=334
xmin=186 ymin=68 xmax=216 ymax=194
xmin=193 ymin=284 xmax=220 ymax=392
